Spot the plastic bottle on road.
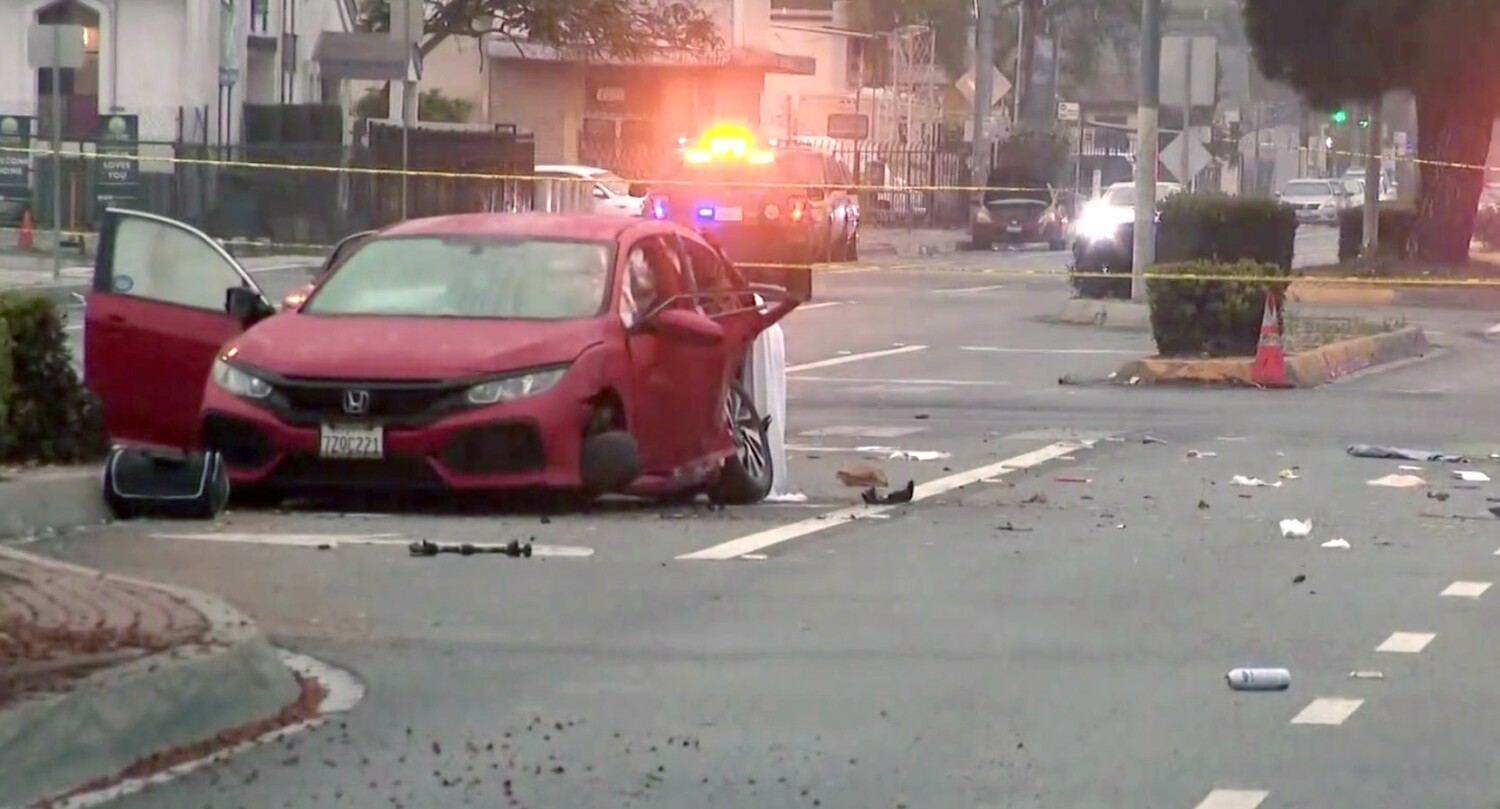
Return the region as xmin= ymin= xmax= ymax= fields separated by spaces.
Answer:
xmin=1225 ymin=668 xmax=1291 ymax=691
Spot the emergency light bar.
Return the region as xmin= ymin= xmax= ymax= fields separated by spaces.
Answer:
xmin=681 ymin=123 xmax=775 ymax=164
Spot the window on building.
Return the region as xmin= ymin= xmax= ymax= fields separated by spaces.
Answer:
xmin=33 ymin=0 xmax=100 ymax=139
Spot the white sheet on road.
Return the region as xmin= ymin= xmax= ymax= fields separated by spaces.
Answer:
xmin=744 ymin=321 xmax=803 ymax=501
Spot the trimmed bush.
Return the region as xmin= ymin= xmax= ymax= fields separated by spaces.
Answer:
xmin=0 ymin=292 xmax=107 ymax=463
xmin=1147 ymin=260 xmax=1292 ymax=358
xmin=0 ymin=317 xmax=10 ymax=458
xmin=1337 ymin=203 xmax=1416 ymax=262
xmin=1156 ymin=193 xmax=1298 ymax=269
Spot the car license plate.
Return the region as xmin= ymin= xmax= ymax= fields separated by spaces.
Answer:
xmin=319 ymin=423 xmax=384 ymax=459
xmin=1006 ymin=223 xmax=1023 ymax=233
xmin=715 ymin=207 xmax=743 ymax=222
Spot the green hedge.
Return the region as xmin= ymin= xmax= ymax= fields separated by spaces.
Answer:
xmin=1147 ymin=260 xmax=1292 ymax=358
xmin=1071 ymin=193 xmax=1297 ymax=300
xmin=0 ymin=293 xmax=107 ymax=463
xmin=0 ymin=317 xmax=11 ymax=458
xmin=1337 ymin=203 xmax=1416 ymax=262
xmin=1475 ymin=205 xmax=1500 ymax=250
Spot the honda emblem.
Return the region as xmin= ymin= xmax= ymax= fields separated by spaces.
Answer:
xmin=342 ymin=389 xmax=371 ymax=415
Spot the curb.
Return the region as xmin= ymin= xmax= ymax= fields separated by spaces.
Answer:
xmin=0 ymin=467 xmax=109 ymax=539
xmin=0 ymin=545 xmax=302 ymax=808
xmin=1289 ymin=280 xmax=1500 ymax=310
xmin=1113 ymin=326 xmax=1430 ymax=387
xmin=1055 ymin=298 xmax=1151 ymax=331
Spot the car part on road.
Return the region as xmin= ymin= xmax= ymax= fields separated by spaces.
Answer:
xmin=1320 ymin=538 xmax=1352 ymax=549
xmin=710 ymin=379 xmax=774 ymax=505
xmin=407 ymin=538 xmax=534 ymax=558
xmin=1347 ymin=444 xmax=1467 ymax=462
xmin=101 ymin=447 xmax=231 ymax=520
xmin=860 ymin=480 xmax=914 ymax=505
xmin=1279 ymin=518 xmax=1312 ymax=538
xmin=1226 ymin=668 xmax=1291 ymax=691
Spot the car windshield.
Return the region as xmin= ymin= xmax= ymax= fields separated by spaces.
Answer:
xmin=1283 ymin=182 xmax=1331 ymax=197
xmin=303 ymin=236 xmax=614 ymax=320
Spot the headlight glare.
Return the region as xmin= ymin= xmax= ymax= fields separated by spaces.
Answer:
xmin=212 ymin=358 xmax=273 ymax=399
xmin=466 ymin=367 xmax=568 ymax=405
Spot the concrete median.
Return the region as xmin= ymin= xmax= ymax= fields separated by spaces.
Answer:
xmin=1114 ymin=326 xmax=1430 ymax=387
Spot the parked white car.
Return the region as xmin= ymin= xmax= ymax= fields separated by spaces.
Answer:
xmin=1277 ymin=179 xmax=1351 ymax=225
xmin=533 ymin=164 xmax=649 ymax=216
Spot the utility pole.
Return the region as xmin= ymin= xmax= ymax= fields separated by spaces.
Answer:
xmin=49 ymin=25 xmax=63 ymax=282
xmin=972 ymin=0 xmax=996 ymax=190
xmin=1130 ymin=0 xmax=1161 ymax=302
xmin=1361 ymin=100 xmax=1382 ymax=257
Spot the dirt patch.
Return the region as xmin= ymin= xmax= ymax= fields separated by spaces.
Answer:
xmin=1300 ymin=255 xmax=1500 ymax=280
xmin=1283 ymin=313 xmax=1406 ymax=354
xmin=0 ymin=617 xmax=211 ymax=707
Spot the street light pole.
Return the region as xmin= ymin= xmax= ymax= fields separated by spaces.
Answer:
xmin=49 ymin=26 xmax=63 ymax=282
xmin=972 ymin=0 xmax=996 ymax=191
xmin=1130 ymin=0 xmax=1161 ymax=302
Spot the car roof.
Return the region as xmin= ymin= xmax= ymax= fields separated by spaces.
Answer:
xmin=533 ymin=164 xmax=610 ymax=176
xmin=378 ymin=212 xmax=656 ymax=242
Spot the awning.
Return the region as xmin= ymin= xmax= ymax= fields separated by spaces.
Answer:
xmin=485 ymin=40 xmax=816 ymax=75
xmin=312 ymin=32 xmax=419 ymax=81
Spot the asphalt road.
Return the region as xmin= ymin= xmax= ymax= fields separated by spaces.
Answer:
xmin=33 ymin=225 xmax=1500 ymax=807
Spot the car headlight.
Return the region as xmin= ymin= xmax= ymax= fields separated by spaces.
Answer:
xmin=212 ymin=358 xmax=273 ymax=399
xmin=466 ymin=366 xmax=568 ymax=405
xmin=1076 ymin=214 xmax=1122 ymax=242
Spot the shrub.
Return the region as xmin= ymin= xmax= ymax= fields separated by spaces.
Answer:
xmin=1337 ymin=203 xmax=1416 ymax=262
xmin=0 ymin=293 xmax=107 ymax=463
xmin=1475 ymin=205 xmax=1500 ymax=251
xmin=1156 ymin=193 xmax=1298 ymax=269
xmin=0 ymin=317 xmax=10 ymax=458
xmin=1147 ymin=260 xmax=1292 ymax=358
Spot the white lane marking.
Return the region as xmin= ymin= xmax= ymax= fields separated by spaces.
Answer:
xmin=960 ymin=346 xmax=1141 ymax=355
xmin=1376 ymin=631 xmax=1435 ymax=653
xmin=795 ymin=301 xmax=848 ymax=312
xmin=798 ymin=425 xmax=924 ymax=438
xmin=787 ymin=345 xmax=928 ymax=373
xmin=1194 ymin=789 xmax=1269 ymax=809
xmin=790 ymin=376 xmax=1009 ymax=387
xmin=933 ymin=283 xmax=1009 ymax=294
xmin=1441 ymin=580 xmax=1491 ymax=598
xmin=677 ymin=438 xmax=1103 ymax=561
xmin=148 ymin=533 xmax=595 ymax=557
xmin=1290 ymin=697 xmax=1364 ymax=726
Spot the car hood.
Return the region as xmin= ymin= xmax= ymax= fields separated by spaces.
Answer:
xmin=232 ymin=314 xmax=605 ymax=380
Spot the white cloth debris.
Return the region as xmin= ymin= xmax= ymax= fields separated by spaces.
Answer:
xmin=1454 ymin=470 xmax=1492 ymax=483
xmin=1320 ymin=538 xmax=1351 ymax=549
xmin=1398 ymin=465 xmax=1424 ymax=471
xmin=889 ymin=450 xmax=951 ymax=461
xmin=1279 ymin=518 xmax=1313 ymax=538
xmin=1232 ymin=475 xmax=1282 ymax=487
xmin=745 ymin=321 xmax=799 ymax=500
xmin=1367 ymin=474 xmax=1427 ymax=488
xmin=1186 ymin=450 xmax=1217 ymax=459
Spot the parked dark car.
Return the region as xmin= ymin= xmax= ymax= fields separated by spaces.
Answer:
xmin=971 ymin=167 xmax=1070 ymax=250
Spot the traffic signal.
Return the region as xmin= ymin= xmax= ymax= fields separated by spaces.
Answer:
xmin=1331 ymin=109 xmax=1348 ymax=124
xmin=1358 ymin=116 xmax=1370 ymax=128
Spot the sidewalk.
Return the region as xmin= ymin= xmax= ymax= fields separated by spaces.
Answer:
xmin=0 ymin=532 xmax=303 ymax=806
xmin=861 ymin=226 xmax=966 ymax=257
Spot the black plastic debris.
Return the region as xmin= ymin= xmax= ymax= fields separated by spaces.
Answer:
xmin=1347 ymin=444 xmax=1467 ymax=463
xmin=861 ymin=480 xmax=915 ymax=505
xmin=408 ymin=539 xmax=534 ymax=558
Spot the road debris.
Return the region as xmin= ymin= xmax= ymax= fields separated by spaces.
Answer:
xmin=1454 ymin=470 xmax=1491 ymax=483
xmin=1320 ymin=538 xmax=1351 ymax=550
xmin=888 ymin=450 xmax=950 ymax=461
xmin=1142 ymin=436 xmax=1168 ymax=445
xmin=1293 ymin=574 xmax=1307 ymax=584
xmin=1348 ymin=445 xmax=1467 ymax=463
xmin=1198 ymin=499 xmax=1211 ymax=510
xmin=836 ymin=464 xmax=888 ymax=488
xmin=1054 ymin=475 xmax=1092 ymax=484
xmin=1226 ymin=668 xmax=1291 ymax=691
xmin=1279 ymin=518 xmax=1313 ymax=538
xmin=1278 ymin=468 xmax=1301 ymax=480
xmin=861 ymin=480 xmax=915 ymax=505
xmin=1185 ymin=450 xmax=1217 ymax=459
xmin=1427 ymin=491 xmax=1451 ymax=502
xmin=996 ymin=522 xmax=1033 ymax=532
xmin=1023 ymin=492 xmax=1049 ymax=505
xmin=1349 ymin=670 xmax=1384 ymax=680
xmin=1398 ymin=465 xmax=1424 ymax=472
xmin=408 ymin=539 xmax=533 ymax=558
xmin=1231 ymin=475 xmax=1281 ymax=488
xmin=1367 ymin=474 xmax=1427 ymax=488
xmin=1423 ymin=512 xmax=1491 ymax=522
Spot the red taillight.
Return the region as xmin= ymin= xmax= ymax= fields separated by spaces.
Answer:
xmin=788 ymin=195 xmax=806 ymax=222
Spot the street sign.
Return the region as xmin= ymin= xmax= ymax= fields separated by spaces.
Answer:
xmin=0 ymin=116 xmax=34 ymax=206
xmin=956 ymin=65 xmax=1012 ymax=109
xmin=27 ymin=25 xmax=85 ymax=69
xmin=1057 ymin=101 xmax=1080 ymax=122
xmin=1160 ymin=132 xmax=1213 ymax=182
xmin=94 ymin=114 xmax=139 ymax=207
xmin=827 ymin=113 xmax=870 ymax=140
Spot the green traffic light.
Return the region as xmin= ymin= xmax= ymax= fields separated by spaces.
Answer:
xmin=1331 ymin=109 xmax=1348 ymax=124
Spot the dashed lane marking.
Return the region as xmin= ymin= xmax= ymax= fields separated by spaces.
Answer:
xmin=676 ymin=437 xmax=1109 ymax=561
xmin=798 ymin=426 xmax=925 ymax=438
xmin=794 ymin=301 xmax=848 ymax=312
xmin=932 ymin=284 xmax=1010 ymax=295
xmin=1194 ymin=789 xmax=1269 ymax=809
xmin=790 ymin=376 xmax=1008 ymax=386
xmin=1441 ymin=581 xmax=1491 ymax=598
xmin=960 ymin=345 xmax=1141 ymax=355
xmin=1376 ymin=631 xmax=1435 ymax=653
xmin=1290 ymin=698 xmax=1364 ymax=726
xmin=786 ymin=345 xmax=927 ymax=373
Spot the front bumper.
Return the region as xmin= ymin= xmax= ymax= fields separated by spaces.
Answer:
xmin=694 ymin=222 xmax=818 ymax=266
xmin=974 ymin=219 xmax=1048 ymax=244
xmin=199 ymin=382 xmax=592 ymax=493
xmin=1293 ymin=207 xmax=1338 ymax=224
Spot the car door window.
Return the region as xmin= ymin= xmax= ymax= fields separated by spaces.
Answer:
xmin=681 ymin=236 xmax=737 ymax=315
xmin=108 ymin=216 xmax=248 ymax=310
xmin=621 ymin=235 xmax=686 ymax=322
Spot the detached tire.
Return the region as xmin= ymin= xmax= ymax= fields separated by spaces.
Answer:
xmin=711 ymin=379 xmax=774 ymax=505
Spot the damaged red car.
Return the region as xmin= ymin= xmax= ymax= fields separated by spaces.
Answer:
xmin=83 ymin=210 xmax=807 ymax=504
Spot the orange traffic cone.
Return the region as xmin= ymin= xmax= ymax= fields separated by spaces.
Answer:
xmin=1250 ymin=292 xmax=1289 ymax=388
xmin=16 ymin=209 xmax=34 ymax=251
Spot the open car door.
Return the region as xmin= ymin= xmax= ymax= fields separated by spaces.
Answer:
xmin=85 ymin=209 xmax=275 ymax=451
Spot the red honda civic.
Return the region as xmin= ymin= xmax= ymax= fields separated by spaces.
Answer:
xmin=83 ymin=210 xmax=806 ymax=504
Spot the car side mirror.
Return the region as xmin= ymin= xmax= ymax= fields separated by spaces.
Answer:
xmin=281 ymin=282 xmax=316 ymax=311
xmin=628 ymin=183 xmax=649 ymax=198
xmin=647 ymin=308 xmax=724 ymax=346
xmin=225 ymin=286 xmax=273 ymax=325
xmin=807 ymin=186 xmax=827 ymax=202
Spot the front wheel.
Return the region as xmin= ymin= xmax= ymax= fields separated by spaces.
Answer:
xmin=710 ymin=379 xmax=773 ymax=505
